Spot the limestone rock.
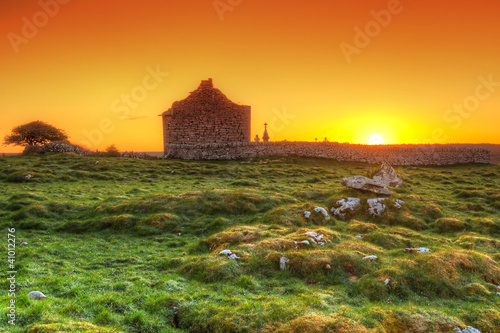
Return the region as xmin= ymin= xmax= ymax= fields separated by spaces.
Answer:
xmin=363 ymin=255 xmax=378 ymax=261
xmin=305 ymin=232 xmax=326 ymax=245
xmin=373 ymin=162 xmax=403 ymax=187
xmin=341 ymin=176 xmax=391 ymax=196
xmin=20 ymin=242 xmax=28 ymax=247
xmin=28 ymin=291 xmax=47 ymax=300
xmin=394 ymin=199 xmax=404 ymax=209
xmin=314 ymin=207 xmax=330 ymax=221
xmin=331 ymin=197 xmax=361 ymax=220
xmin=280 ymin=257 xmax=289 ymax=270
xmin=404 ymin=247 xmax=431 ymax=254
xmin=367 ymin=198 xmax=386 ymax=217
xmin=304 ymin=211 xmax=311 ymax=219
xmin=453 ymin=326 xmax=482 ymax=333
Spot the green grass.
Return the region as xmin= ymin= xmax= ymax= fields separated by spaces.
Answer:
xmin=0 ymin=153 xmax=499 ymax=332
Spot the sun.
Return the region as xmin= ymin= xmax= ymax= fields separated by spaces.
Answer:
xmin=368 ymin=133 xmax=385 ymax=145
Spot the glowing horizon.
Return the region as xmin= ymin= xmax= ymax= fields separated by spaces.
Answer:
xmin=1 ymin=0 xmax=500 ymax=153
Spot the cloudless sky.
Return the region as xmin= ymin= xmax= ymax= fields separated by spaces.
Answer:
xmin=1 ymin=0 xmax=500 ymax=153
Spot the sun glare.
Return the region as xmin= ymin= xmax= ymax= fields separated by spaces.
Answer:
xmin=368 ymin=133 xmax=385 ymax=145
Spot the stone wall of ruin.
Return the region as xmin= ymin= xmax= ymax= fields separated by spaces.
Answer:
xmin=163 ymin=79 xmax=251 ymax=154
xmin=164 ymin=142 xmax=490 ymax=165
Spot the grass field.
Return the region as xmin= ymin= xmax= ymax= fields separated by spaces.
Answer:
xmin=1 ymin=153 xmax=499 ymax=332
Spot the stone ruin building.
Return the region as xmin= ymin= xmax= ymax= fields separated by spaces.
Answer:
xmin=161 ymin=79 xmax=250 ymax=156
xmin=160 ymin=79 xmax=490 ymax=165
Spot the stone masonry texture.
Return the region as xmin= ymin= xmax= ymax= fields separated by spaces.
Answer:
xmin=162 ymin=78 xmax=250 ymax=154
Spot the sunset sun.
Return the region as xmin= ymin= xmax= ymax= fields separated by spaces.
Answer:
xmin=368 ymin=133 xmax=385 ymax=145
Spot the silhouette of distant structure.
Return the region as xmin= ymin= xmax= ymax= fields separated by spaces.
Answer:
xmin=161 ymin=78 xmax=250 ymax=155
xmin=263 ymin=123 xmax=269 ymax=143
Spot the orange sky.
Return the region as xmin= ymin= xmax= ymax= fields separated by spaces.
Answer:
xmin=1 ymin=0 xmax=500 ymax=153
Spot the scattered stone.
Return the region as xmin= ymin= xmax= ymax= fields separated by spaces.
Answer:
xmin=314 ymin=207 xmax=330 ymax=221
xmin=28 ymin=291 xmax=47 ymax=300
xmin=331 ymin=197 xmax=361 ymax=220
xmin=25 ymin=173 xmax=33 ymax=180
xmin=355 ymin=235 xmax=364 ymax=240
xmin=404 ymin=247 xmax=431 ymax=254
xmin=95 ymin=161 xmax=99 ymax=164
xmin=362 ymin=255 xmax=378 ymax=261
xmin=304 ymin=211 xmax=311 ymax=219
xmin=367 ymin=198 xmax=386 ymax=216
xmin=280 ymin=257 xmax=289 ymax=270
xmin=453 ymin=326 xmax=482 ymax=333
xmin=294 ymin=240 xmax=311 ymax=249
xmin=394 ymin=199 xmax=405 ymax=209
xmin=305 ymin=232 xmax=317 ymax=238
xmin=326 ymin=264 xmax=331 ymax=270
xmin=20 ymin=242 xmax=28 ymax=247
xmin=372 ymin=162 xmax=403 ymax=187
xmin=305 ymin=232 xmax=326 ymax=245
xmin=384 ymin=278 xmax=391 ymax=285
xmin=341 ymin=176 xmax=391 ymax=196
xmin=219 ymin=250 xmax=239 ymax=259
xmin=178 ymin=233 xmax=181 ymax=236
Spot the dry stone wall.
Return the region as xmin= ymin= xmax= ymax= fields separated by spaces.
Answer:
xmin=165 ymin=141 xmax=490 ymax=165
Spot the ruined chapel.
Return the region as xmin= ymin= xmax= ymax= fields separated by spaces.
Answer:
xmin=161 ymin=79 xmax=251 ymax=156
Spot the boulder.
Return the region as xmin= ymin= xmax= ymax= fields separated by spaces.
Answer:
xmin=373 ymin=162 xmax=403 ymax=187
xmin=341 ymin=176 xmax=391 ymax=196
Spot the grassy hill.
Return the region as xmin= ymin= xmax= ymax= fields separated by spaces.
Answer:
xmin=1 ymin=153 xmax=499 ymax=333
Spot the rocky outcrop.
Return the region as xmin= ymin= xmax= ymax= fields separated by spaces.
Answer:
xmin=341 ymin=176 xmax=391 ymax=196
